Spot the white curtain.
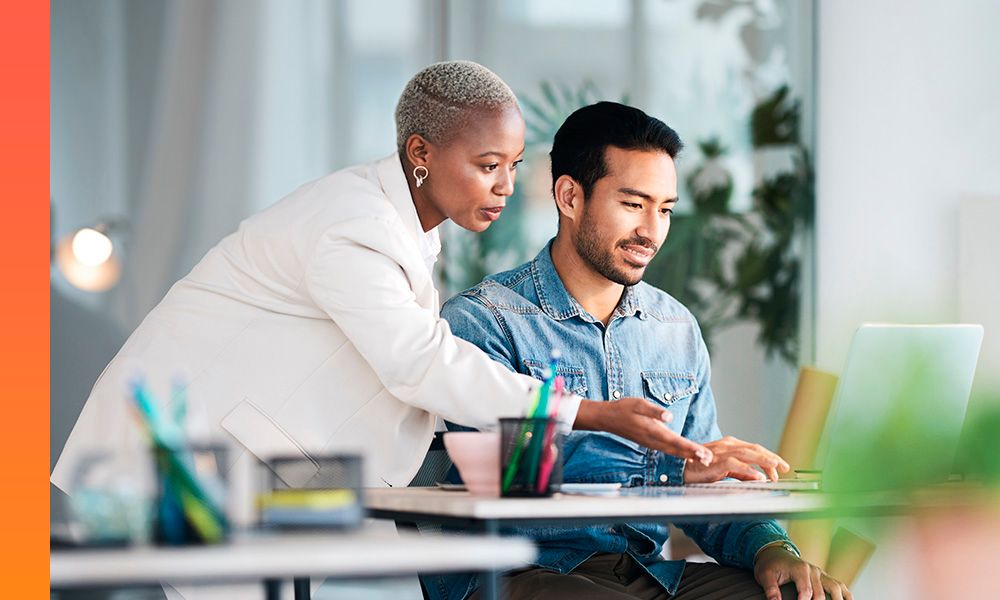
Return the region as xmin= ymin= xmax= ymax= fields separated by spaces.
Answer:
xmin=115 ymin=0 xmax=337 ymax=326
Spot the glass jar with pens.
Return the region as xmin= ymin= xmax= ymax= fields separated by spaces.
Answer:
xmin=151 ymin=443 xmax=230 ymax=545
xmin=131 ymin=376 xmax=230 ymax=545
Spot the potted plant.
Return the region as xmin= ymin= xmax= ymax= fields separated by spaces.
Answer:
xmin=819 ymin=374 xmax=1000 ymax=600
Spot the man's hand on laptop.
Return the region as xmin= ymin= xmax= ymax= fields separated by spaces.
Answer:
xmin=575 ymin=397 xmax=713 ymax=466
xmin=683 ymin=436 xmax=791 ymax=483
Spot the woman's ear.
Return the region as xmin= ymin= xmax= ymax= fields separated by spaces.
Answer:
xmin=553 ymin=175 xmax=583 ymax=223
xmin=404 ymin=134 xmax=431 ymax=166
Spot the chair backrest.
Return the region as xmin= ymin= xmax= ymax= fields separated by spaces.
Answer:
xmin=402 ymin=432 xmax=452 ymax=540
xmin=407 ymin=431 xmax=452 ymax=487
xmin=777 ymin=366 xmax=839 ymax=473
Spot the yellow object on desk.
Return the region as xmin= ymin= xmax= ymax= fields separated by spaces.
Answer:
xmin=257 ymin=489 xmax=358 ymax=510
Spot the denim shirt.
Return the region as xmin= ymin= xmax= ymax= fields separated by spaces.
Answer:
xmin=423 ymin=241 xmax=794 ymax=600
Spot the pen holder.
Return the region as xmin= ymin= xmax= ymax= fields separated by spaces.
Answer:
xmin=500 ymin=417 xmax=564 ymax=497
xmin=152 ymin=444 xmax=229 ymax=546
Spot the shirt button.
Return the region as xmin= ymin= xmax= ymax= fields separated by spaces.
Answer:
xmin=662 ymin=393 xmax=672 ymax=402
xmin=611 ymin=390 xmax=622 ymax=399
xmin=659 ymin=474 xmax=668 ymax=483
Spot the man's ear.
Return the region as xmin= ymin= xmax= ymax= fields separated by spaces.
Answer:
xmin=404 ymin=134 xmax=432 ymax=167
xmin=553 ymin=175 xmax=583 ymax=223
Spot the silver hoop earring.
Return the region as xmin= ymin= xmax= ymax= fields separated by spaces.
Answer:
xmin=413 ymin=165 xmax=429 ymax=188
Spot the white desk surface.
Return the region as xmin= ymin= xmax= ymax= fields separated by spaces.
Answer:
xmin=365 ymin=487 xmax=830 ymax=521
xmin=50 ymin=530 xmax=535 ymax=587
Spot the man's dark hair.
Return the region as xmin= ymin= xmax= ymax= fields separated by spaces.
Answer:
xmin=550 ymin=101 xmax=683 ymax=198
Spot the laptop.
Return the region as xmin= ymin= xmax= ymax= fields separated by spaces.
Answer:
xmin=690 ymin=324 xmax=984 ymax=493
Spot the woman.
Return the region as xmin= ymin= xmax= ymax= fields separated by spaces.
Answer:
xmin=52 ymin=61 xmax=710 ymax=506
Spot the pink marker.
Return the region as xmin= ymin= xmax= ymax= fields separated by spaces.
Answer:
xmin=536 ymin=375 xmax=567 ymax=492
xmin=551 ymin=375 xmax=565 ymax=416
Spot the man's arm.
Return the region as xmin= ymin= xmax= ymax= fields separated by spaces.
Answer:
xmin=669 ymin=332 xmax=793 ymax=566
xmin=442 ymin=292 xmax=711 ymax=463
xmin=674 ymin=332 xmax=851 ymax=600
xmin=438 ymin=292 xmax=522 ymax=432
xmin=440 ymin=291 xmax=519 ymax=374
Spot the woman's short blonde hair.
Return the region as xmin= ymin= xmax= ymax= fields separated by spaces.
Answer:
xmin=395 ymin=60 xmax=518 ymax=153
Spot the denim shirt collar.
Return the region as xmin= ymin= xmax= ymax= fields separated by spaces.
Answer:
xmin=530 ymin=239 xmax=645 ymax=323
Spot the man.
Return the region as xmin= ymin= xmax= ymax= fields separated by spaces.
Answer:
xmin=433 ymin=102 xmax=851 ymax=600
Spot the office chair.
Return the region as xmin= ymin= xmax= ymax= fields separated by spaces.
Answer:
xmin=780 ymin=367 xmax=875 ymax=587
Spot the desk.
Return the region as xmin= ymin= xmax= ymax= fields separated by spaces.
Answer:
xmin=51 ymin=530 xmax=536 ymax=600
xmin=365 ymin=487 xmax=861 ymax=600
xmin=366 ymin=486 xmax=832 ymax=527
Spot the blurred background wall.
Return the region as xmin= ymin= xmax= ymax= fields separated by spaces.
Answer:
xmin=51 ymin=1 xmax=1000 ymax=596
xmin=815 ymin=1 xmax=1000 ymax=597
xmin=816 ymin=0 xmax=1000 ymax=381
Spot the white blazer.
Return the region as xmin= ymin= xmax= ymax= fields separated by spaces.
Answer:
xmin=52 ymin=154 xmax=568 ymax=497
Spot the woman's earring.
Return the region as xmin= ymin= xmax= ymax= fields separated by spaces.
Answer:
xmin=413 ymin=165 xmax=429 ymax=188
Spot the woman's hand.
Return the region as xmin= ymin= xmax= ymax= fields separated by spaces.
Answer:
xmin=683 ymin=436 xmax=790 ymax=483
xmin=574 ymin=397 xmax=713 ymax=465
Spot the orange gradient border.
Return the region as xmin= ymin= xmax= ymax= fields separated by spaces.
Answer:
xmin=0 ymin=1 xmax=49 ymax=596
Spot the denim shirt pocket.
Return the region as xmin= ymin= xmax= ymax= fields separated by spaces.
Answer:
xmin=522 ymin=359 xmax=589 ymax=396
xmin=640 ymin=371 xmax=699 ymax=415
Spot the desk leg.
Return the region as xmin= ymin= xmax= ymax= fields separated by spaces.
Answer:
xmin=293 ymin=577 xmax=311 ymax=600
xmin=264 ymin=579 xmax=282 ymax=600
xmin=482 ymin=519 xmax=500 ymax=600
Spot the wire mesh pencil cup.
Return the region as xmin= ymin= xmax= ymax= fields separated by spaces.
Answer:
xmin=500 ymin=417 xmax=564 ymax=497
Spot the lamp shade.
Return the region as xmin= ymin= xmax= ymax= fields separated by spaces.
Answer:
xmin=55 ymin=227 xmax=122 ymax=292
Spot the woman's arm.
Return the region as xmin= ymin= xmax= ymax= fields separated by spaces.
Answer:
xmin=304 ymin=217 xmax=546 ymax=430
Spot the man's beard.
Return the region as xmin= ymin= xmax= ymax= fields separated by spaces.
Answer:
xmin=573 ymin=208 xmax=658 ymax=286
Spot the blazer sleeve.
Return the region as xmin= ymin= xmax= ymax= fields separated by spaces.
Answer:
xmin=303 ymin=216 xmax=542 ymax=430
